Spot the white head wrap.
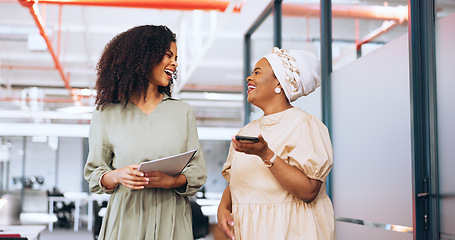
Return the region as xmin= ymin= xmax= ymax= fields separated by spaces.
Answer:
xmin=264 ymin=47 xmax=321 ymax=102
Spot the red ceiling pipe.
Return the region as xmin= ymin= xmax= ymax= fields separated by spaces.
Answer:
xmin=0 ymin=93 xmax=93 ymax=102
xmin=18 ymin=0 xmax=78 ymax=103
xmin=282 ymin=4 xmax=408 ymax=22
xmin=1 ymin=65 xmax=56 ymax=71
xmin=29 ymin=0 xmax=242 ymax=12
xmin=356 ymin=20 xmax=399 ymax=49
xmin=332 ymin=5 xmax=407 ymax=22
xmin=0 ymin=97 xmax=76 ymax=103
xmin=57 ymin=4 xmax=63 ymax=57
xmin=24 ymin=0 xmax=407 ymax=22
xmin=13 ymin=0 xmax=408 ymax=103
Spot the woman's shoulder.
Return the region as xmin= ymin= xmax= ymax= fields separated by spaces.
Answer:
xmin=95 ymin=102 xmax=125 ymax=115
xmin=166 ymin=97 xmax=188 ymax=106
xmin=89 ymin=104 xmax=123 ymax=127
xmin=288 ymin=108 xmax=325 ymax=126
xmin=164 ymin=97 xmax=194 ymax=111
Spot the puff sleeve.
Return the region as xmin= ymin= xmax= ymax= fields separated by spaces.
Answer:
xmin=221 ymin=142 xmax=236 ymax=183
xmin=287 ymin=115 xmax=333 ymax=182
xmin=84 ymin=110 xmax=116 ymax=194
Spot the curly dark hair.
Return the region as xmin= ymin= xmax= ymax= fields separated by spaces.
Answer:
xmin=94 ymin=25 xmax=177 ymax=110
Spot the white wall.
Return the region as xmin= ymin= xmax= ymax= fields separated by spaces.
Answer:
xmin=331 ymin=32 xmax=413 ymax=239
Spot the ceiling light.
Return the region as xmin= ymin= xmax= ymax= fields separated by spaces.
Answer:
xmin=56 ymin=106 xmax=94 ymax=114
xmin=203 ymin=92 xmax=243 ymax=101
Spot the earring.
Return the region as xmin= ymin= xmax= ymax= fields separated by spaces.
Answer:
xmin=275 ymin=87 xmax=281 ymax=94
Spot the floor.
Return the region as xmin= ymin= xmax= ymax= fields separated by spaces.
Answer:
xmin=38 ymin=224 xmax=220 ymax=240
xmin=39 ymin=225 xmax=94 ymax=240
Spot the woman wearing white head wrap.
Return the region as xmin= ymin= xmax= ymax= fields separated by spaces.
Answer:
xmin=264 ymin=47 xmax=321 ymax=101
xmin=218 ymin=48 xmax=334 ymax=240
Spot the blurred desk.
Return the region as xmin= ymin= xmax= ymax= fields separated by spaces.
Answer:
xmin=196 ymin=198 xmax=220 ymax=224
xmin=48 ymin=192 xmax=88 ymax=232
xmin=87 ymin=193 xmax=110 ymax=232
xmin=0 ymin=225 xmax=46 ymax=240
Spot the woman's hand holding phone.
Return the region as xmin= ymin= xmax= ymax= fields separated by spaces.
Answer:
xmin=235 ymin=135 xmax=259 ymax=143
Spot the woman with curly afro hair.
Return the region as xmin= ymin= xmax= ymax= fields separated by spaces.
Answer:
xmin=84 ymin=25 xmax=207 ymax=240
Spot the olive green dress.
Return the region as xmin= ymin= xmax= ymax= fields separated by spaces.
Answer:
xmin=84 ymin=95 xmax=207 ymax=240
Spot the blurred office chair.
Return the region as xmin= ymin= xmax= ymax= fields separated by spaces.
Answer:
xmin=0 ymin=193 xmax=21 ymax=226
xmin=190 ymin=199 xmax=209 ymax=240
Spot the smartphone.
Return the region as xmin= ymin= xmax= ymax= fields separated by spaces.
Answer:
xmin=235 ymin=135 xmax=259 ymax=143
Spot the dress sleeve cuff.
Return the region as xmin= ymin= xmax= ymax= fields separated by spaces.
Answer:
xmin=172 ymin=172 xmax=203 ymax=196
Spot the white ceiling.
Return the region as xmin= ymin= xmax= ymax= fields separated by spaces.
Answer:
xmin=1 ymin=0 xmax=454 ymax=132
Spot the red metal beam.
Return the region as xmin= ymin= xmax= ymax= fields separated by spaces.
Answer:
xmin=356 ymin=20 xmax=399 ymax=49
xmin=12 ymin=0 xmax=409 ymax=104
xmin=57 ymin=4 xmax=62 ymax=57
xmin=21 ymin=0 xmax=408 ymax=22
xmin=18 ymin=0 xmax=79 ymax=103
xmin=0 ymin=97 xmax=80 ymax=103
xmin=282 ymin=4 xmax=408 ymax=22
xmin=1 ymin=65 xmax=56 ymax=71
xmin=28 ymin=0 xmax=242 ymax=12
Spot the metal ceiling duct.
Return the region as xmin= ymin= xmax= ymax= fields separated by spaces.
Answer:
xmin=19 ymin=0 xmax=243 ymax=11
xmin=18 ymin=0 xmax=79 ymax=104
xmin=14 ymin=0 xmax=408 ymax=102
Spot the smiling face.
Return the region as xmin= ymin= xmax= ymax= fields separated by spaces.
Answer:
xmin=246 ymin=57 xmax=280 ymax=107
xmin=150 ymin=41 xmax=178 ymax=87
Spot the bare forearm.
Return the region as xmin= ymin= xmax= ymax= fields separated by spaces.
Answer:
xmin=231 ymin=136 xmax=322 ymax=203
xmin=100 ymin=170 xmax=120 ymax=189
xmin=260 ymin=150 xmax=322 ymax=202
xmin=219 ymin=186 xmax=232 ymax=212
xmin=218 ymin=186 xmax=234 ymax=240
xmin=170 ymin=174 xmax=187 ymax=188
xmin=101 ymin=164 xmax=149 ymax=190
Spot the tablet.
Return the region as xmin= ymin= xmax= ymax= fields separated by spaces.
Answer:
xmin=137 ymin=149 xmax=198 ymax=176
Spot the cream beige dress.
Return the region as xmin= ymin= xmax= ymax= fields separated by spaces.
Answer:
xmin=84 ymin=95 xmax=207 ymax=240
xmin=222 ymin=107 xmax=335 ymax=240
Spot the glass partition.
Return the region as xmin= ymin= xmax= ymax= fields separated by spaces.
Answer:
xmin=331 ymin=1 xmax=408 ymax=71
xmin=435 ymin=11 xmax=455 ymax=240
xmin=242 ymin=1 xmax=455 ymax=239
xmin=248 ymin=2 xmax=323 ymax=120
xmin=282 ymin=9 xmax=322 ymax=119
xmin=436 ymin=1 xmax=455 ymax=20
xmin=249 ymin=13 xmax=274 ymax=121
xmin=331 ymin=32 xmax=413 ymax=239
